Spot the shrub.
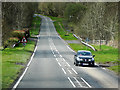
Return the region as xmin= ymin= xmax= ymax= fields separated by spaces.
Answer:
xmin=8 ymin=37 xmax=19 ymax=43
xmin=5 ymin=37 xmax=20 ymax=48
xmin=23 ymin=28 xmax=30 ymax=38
xmin=12 ymin=30 xmax=25 ymax=40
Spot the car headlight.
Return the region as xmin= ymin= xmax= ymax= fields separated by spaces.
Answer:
xmin=88 ymin=59 xmax=92 ymax=61
xmin=76 ymin=57 xmax=79 ymax=61
xmin=92 ymin=58 xmax=94 ymax=61
xmin=79 ymin=59 xmax=83 ymax=61
xmin=77 ymin=57 xmax=83 ymax=61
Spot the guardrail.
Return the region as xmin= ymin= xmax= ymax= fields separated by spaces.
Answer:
xmin=73 ymin=34 xmax=97 ymax=51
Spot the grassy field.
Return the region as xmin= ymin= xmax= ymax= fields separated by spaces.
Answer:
xmin=2 ymin=15 xmax=41 ymax=88
xmin=49 ymin=16 xmax=119 ymax=75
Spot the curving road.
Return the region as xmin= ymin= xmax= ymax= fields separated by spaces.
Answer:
xmin=15 ymin=15 xmax=118 ymax=89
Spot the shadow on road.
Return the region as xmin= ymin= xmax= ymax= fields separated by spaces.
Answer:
xmin=78 ymin=64 xmax=99 ymax=68
xmin=78 ymin=64 xmax=110 ymax=68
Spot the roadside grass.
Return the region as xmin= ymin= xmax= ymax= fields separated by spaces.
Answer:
xmin=2 ymin=41 xmax=35 ymax=88
xmin=48 ymin=16 xmax=77 ymax=40
xmin=108 ymin=65 xmax=120 ymax=74
xmin=2 ymin=15 xmax=41 ymax=88
xmin=68 ymin=43 xmax=119 ymax=74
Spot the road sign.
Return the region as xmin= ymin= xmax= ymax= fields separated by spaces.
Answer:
xmin=21 ymin=37 xmax=27 ymax=43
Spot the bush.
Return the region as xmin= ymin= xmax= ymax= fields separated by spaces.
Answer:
xmin=6 ymin=37 xmax=20 ymax=48
xmin=23 ymin=28 xmax=30 ymax=38
xmin=8 ymin=37 xmax=19 ymax=43
xmin=12 ymin=30 xmax=25 ymax=40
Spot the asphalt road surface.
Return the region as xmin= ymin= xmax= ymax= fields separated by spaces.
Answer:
xmin=15 ymin=15 xmax=119 ymax=89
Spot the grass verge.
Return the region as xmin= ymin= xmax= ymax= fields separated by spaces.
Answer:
xmin=2 ymin=15 xmax=41 ymax=88
xmin=48 ymin=16 xmax=77 ymax=40
xmin=2 ymin=41 xmax=35 ymax=88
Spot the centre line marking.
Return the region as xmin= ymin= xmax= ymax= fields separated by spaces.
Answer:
xmin=66 ymin=62 xmax=70 ymax=67
xmin=62 ymin=58 xmax=66 ymax=62
xmin=60 ymin=55 xmax=62 ymax=58
xmin=81 ymin=78 xmax=92 ymax=88
xmin=68 ymin=70 xmax=72 ymax=74
xmin=58 ymin=62 xmax=61 ymax=67
xmin=57 ymin=52 xmax=60 ymax=54
xmin=62 ymin=68 xmax=66 ymax=74
xmin=72 ymin=68 xmax=78 ymax=74
xmin=54 ymin=55 xmax=56 ymax=57
xmin=73 ymin=77 xmax=82 ymax=87
xmin=56 ymin=58 xmax=58 ymax=62
xmin=68 ymin=77 xmax=76 ymax=88
xmin=52 ymin=51 xmax=54 ymax=55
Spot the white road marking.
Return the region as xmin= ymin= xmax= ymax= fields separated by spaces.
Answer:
xmin=58 ymin=62 xmax=62 ymax=67
xmin=68 ymin=77 xmax=76 ymax=88
xmin=49 ymin=45 xmax=55 ymax=55
xmin=73 ymin=77 xmax=82 ymax=87
xmin=56 ymin=58 xmax=58 ymax=62
xmin=72 ymin=68 xmax=78 ymax=74
xmin=13 ymin=36 xmax=38 ymax=89
xmin=56 ymin=49 xmax=58 ymax=52
xmin=34 ymin=46 xmax=37 ymax=52
xmin=57 ymin=51 xmax=60 ymax=54
xmin=102 ymin=68 xmax=106 ymax=70
xmin=54 ymin=55 xmax=56 ymax=57
xmin=81 ymin=77 xmax=92 ymax=88
xmin=62 ymin=58 xmax=71 ymax=67
xmin=67 ymin=46 xmax=71 ymax=49
xmin=63 ymin=58 xmax=66 ymax=62
xmin=52 ymin=51 xmax=54 ymax=55
xmin=68 ymin=70 xmax=72 ymax=74
xmin=60 ymin=55 xmax=62 ymax=58
xmin=66 ymin=62 xmax=70 ymax=67
xmin=58 ymin=36 xmax=61 ymax=39
xmin=67 ymin=46 xmax=75 ymax=53
xmin=62 ymin=68 xmax=66 ymax=74
xmin=27 ymin=53 xmax=34 ymax=67
xmin=12 ymin=67 xmax=28 ymax=89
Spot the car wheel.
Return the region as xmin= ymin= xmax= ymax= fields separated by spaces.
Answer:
xmin=92 ymin=61 xmax=94 ymax=66
xmin=89 ymin=62 xmax=91 ymax=66
xmin=75 ymin=63 xmax=78 ymax=66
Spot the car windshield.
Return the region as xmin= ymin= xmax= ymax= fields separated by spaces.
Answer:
xmin=77 ymin=51 xmax=92 ymax=56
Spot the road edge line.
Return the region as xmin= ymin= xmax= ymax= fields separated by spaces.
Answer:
xmin=12 ymin=37 xmax=38 ymax=89
xmin=12 ymin=67 xmax=28 ymax=89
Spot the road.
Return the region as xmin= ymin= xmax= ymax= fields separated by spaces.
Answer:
xmin=15 ymin=15 xmax=118 ymax=89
